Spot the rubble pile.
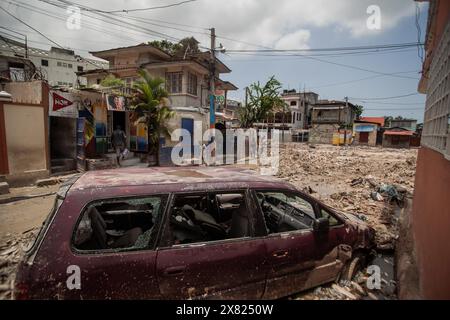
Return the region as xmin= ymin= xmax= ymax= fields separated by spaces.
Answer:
xmin=277 ymin=143 xmax=417 ymax=249
xmin=0 ymin=227 xmax=39 ymax=299
xmin=294 ymin=267 xmax=396 ymax=300
xmin=277 ymin=143 xmax=417 ymax=300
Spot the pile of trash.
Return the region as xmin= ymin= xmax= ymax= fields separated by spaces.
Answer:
xmin=276 ymin=144 xmax=417 ymax=300
xmin=277 ymin=144 xmax=417 ymax=250
xmin=294 ymin=265 xmax=396 ymax=300
xmin=0 ymin=227 xmax=39 ymax=299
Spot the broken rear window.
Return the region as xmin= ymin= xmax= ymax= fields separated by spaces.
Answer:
xmin=73 ymin=195 xmax=167 ymax=252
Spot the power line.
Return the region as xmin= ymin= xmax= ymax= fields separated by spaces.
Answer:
xmin=39 ymin=0 xmax=210 ymax=50
xmin=50 ymin=0 xmax=199 ymax=13
xmin=6 ymin=0 xmax=151 ymax=45
xmin=0 ymin=5 xmax=63 ymax=48
xmin=307 ymin=71 xmax=419 ymax=90
xmin=38 ymin=0 xmax=183 ymax=42
xmin=0 ymin=4 xmax=104 ymax=68
xmin=225 ymin=42 xmax=422 ymax=53
xmin=358 ymin=101 xmax=424 ymax=106
xmin=225 ymin=47 xmax=417 ymax=60
xmin=363 ymin=107 xmax=424 ymax=111
xmin=348 ymin=93 xmax=420 ymax=100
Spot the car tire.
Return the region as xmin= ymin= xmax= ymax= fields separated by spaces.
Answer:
xmin=340 ymin=254 xmax=364 ymax=282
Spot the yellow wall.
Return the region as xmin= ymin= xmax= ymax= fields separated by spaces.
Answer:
xmin=3 ymin=104 xmax=47 ymax=174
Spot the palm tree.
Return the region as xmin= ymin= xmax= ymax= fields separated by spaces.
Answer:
xmin=131 ymin=69 xmax=174 ymax=166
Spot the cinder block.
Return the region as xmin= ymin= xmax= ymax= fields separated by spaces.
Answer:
xmin=0 ymin=182 xmax=9 ymax=195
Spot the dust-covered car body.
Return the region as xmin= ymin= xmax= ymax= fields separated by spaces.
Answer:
xmin=14 ymin=167 xmax=375 ymax=299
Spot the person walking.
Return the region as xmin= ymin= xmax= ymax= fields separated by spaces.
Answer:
xmin=112 ymin=125 xmax=127 ymax=166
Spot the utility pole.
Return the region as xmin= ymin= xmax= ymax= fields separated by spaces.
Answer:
xmin=24 ymin=35 xmax=28 ymax=59
xmin=344 ymin=96 xmax=349 ymax=146
xmin=303 ymin=86 xmax=307 ymax=129
xmin=209 ymin=27 xmax=216 ymax=129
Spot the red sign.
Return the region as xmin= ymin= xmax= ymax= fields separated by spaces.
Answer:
xmin=52 ymin=92 xmax=73 ymax=111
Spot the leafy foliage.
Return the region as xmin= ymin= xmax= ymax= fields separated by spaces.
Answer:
xmin=148 ymin=37 xmax=200 ymax=57
xmin=100 ymin=74 xmax=125 ymax=88
xmin=131 ymin=69 xmax=174 ymax=162
xmin=353 ymin=104 xmax=364 ymax=120
xmin=239 ymin=76 xmax=284 ymax=128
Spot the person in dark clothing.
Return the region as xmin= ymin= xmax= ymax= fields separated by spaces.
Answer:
xmin=112 ymin=125 xmax=126 ymax=166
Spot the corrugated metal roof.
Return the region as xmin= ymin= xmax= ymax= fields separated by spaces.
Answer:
xmin=384 ymin=130 xmax=414 ymax=136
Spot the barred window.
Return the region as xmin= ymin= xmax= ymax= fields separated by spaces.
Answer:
xmin=187 ymin=72 xmax=198 ymax=96
xmin=166 ymin=72 xmax=183 ymax=94
xmin=422 ymin=20 xmax=450 ymax=160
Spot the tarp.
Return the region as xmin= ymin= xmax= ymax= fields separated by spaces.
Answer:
xmin=49 ymin=91 xmax=78 ymax=118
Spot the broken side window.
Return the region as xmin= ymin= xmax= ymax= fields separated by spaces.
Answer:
xmin=320 ymin=208 xmax=342 ymax=227
xmin=256 ymin=191 xmax=316 ymax=234
xmin=73 ymin=195 xmax=168 ymax=252
xmin=163 ymin=191 xmax=250 ymax=247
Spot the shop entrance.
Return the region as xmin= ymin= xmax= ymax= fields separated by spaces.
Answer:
xmin=49 ymin=116 xmax=77 ymax=173
xmin=108 ymin=111 xmax=128 ymax=151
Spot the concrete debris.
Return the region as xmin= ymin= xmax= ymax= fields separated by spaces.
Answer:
xmin=0 ymin=182 xmax=9 ymax=195
xmin=277 ymin=143 xmax=417 ymax=300
xmin=36 ymin=177 xmax=61 ymax=187
xmin=0 ymin=227 xmax=40 ymax=299
xmin=331 ymin=284 xmax=358 ymax=300
xmin=371 ymin=192 xmax=384 ymax=201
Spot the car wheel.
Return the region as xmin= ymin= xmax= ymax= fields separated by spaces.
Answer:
xmin=340 ymin=254 xmax=364 ymax=282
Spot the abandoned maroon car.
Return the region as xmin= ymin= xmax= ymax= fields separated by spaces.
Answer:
xmin=14 ymin=167 xmax=375 ymax=299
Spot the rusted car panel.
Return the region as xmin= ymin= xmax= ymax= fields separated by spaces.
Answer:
xmin=14 ymin=167 xmax=375 ymax=300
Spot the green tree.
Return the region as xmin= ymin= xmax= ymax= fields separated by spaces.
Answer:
xmin=100 ymin=74 xmax=125 ymax=88
xmin=354 ymin=104 xmax=364 ymax=120
xmin=148 ymin=37 xmax=200 ymax=57
xmin=131 ymin=69 xmax=174 ymax=166
xmin=239 ymin=76 xmax=284 ymax=128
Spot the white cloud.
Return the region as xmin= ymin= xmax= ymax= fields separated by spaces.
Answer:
xmin=274 ymin=30 xmax=310 ymax=50
xmin=0 ymin=0 xmax=419 ymax=55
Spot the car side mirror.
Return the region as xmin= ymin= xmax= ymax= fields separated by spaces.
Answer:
xmin=313 ymin=217 xmax=329 ymax=234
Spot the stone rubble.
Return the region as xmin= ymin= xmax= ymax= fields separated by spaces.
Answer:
xmin=277 ymin=143 xmax=417 ymax=300
xmin=0 ymin=228 xmax=39 ymax=299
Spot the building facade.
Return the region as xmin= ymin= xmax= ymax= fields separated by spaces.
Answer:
xmin=280 ymin=90 xmax=318 ymax=129
xmin=78 ymin=43 xmax=237 ymax=164
xmin=309 ymin=100 xmax=357 ymax=144
xmin=0 ymin=37 xmax=108 ymax=87
xmin=410 ymin=0 xmax=450 ymax=299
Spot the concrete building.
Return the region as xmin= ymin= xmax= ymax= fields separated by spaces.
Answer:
xmin=78 ymin=43 xmax=237 ymax=164
xmin=309 ymin=100 xmax=357 ymax=144
xmin=353 ymin=120 xmax=381 ymax=146
xmin=389 ymin=118 xmax=418 ymax=131
xmin=0 ymin=36 xmax=108 ymax=87
xmin=382 ymin=127 xmax=414 ymax=148
xmin=405 ymin=0 xmax=450 ymax=299
xmin=280 ymin=89 xmax=319 ymax=129
xmin=0 ymin=81 xmax=50 ymax=187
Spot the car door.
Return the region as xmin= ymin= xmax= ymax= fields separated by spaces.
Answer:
xmin=48 ymin=194 xmax=168 ymax=299
xmin=313 ymin=204 xmax=353 ymax=283
xmin=253 ymin=189 xmax=318 ymax=299
xmin=155 ymin=189 xmax=267 ymax=299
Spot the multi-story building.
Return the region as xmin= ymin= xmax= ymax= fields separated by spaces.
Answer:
xmin=280 ymin=89 xmax=318 ymax=129
xmin=77 ymin=43 xmax=237 ymax=164
xmin=309 ymin=100 xmax=357 ymax=144
xmin=0 ymin=36 xmax=108 ymax=87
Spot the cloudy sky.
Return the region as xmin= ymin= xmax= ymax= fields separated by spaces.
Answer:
xmin=0 ymin=0 xmax=428 ymax=121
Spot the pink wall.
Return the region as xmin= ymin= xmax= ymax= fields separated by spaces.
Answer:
xmin=411 ymin=146 xmax=450 ymax=299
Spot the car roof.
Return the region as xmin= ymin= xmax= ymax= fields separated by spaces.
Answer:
xmin=70 ymin=166 xmax=290 ymax=192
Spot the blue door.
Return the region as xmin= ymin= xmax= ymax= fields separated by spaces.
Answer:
xmin=181 ymin=118 xmax=194 ymax=158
